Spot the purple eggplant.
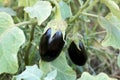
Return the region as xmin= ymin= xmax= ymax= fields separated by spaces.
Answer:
xmin=68 ymin=41 xmax=87 ymax=66
xmin=39 ymin=28 xmax=65 ymax=62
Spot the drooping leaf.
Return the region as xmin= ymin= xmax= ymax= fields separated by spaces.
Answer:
xmin=59 ymin=1 xmax=72 ymax=19
xmin=40 ymin=52 xmax=76 ymax=80
xmin=13 ymin=65 xmax=43 ymax=80
xmin=0 ymin=12 xmax=25 ymax=74
xmin=98 ymin=14 xmax=120 ymax=48
xmin=117 ymin=54 xmax=120 ymax=68
xmin=77 ymin=72 xmax=117 ymax=80
xmin=24 ymin=1 xmax=52 ymax=25
xmin=101 ymin=0 xmax=120 ymax=20
xmin=18 ymin=0 xmax=38 ymax=7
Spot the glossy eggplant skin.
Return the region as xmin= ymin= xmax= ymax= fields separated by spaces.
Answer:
xmin=68 ymin=41 xmax=87 ymax=66
xmin=39 ymin=28 xmax=65 ymax=62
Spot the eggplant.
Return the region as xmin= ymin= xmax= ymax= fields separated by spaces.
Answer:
xmin=39 ymin=28 xmax=65 ymax=62
xmin=68 ymin=41 xmax=87 ymax=66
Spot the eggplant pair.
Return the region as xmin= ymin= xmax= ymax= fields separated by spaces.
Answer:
xmin=39 ymin=28 xmax=65 ymax=62
xmin=39 ymin=28 xmax=87 ymax=66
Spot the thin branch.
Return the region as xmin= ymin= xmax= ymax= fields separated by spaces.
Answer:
xmin=69 ymin=0 xmax=90 ymax=23
xmin=68 ymin=0 xmax=99 ymax=23
xmin=82 ymin=12 xmax=98 ymax=18
xmin=90 ymin=31 xmax=106 ymax=36
xmin=24 ymin=24 xmax=36 ymax=65
xmin=85 ymin=0 xmax=99 ymax=11
xmin=15 ymin=19 xmax=37 ymax=27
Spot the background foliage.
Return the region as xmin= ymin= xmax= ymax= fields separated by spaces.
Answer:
xmin=0 ymin=0 xmax=120 ymax=80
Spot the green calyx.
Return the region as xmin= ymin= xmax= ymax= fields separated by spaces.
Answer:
xmin=44 ymin=19 xmax=67 ymax=40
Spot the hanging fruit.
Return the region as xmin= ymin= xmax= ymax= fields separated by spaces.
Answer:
xmin=39 ymin=28 xmax=65 ymax=61
xmin=68 ymin=41 xmax=87 ymax=66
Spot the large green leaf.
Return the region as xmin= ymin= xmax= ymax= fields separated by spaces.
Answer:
xmin=0 ymin=12 xmax=25 ymax=74
xmin=98 ymin=14 xmax=120 ymax=48
xmin=101 ymin=0 xmax=120 ymax=20
xmin=78 ymin=72 xmax=117 ymax=80
xmin=13 ymin=65 xmax=43 ymax=80
xmin=24 ymin=1 xmax=52 ymax=25
xmin=40 ymin=52 xmax=76 ymax=80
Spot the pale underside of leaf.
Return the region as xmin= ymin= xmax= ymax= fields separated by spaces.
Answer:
xmin=13 ymin=65 xmax=43 ymax=80
xmin=24 ymin=1 xmax=52 ymax=25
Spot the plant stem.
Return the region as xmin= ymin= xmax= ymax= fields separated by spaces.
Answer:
xmin=69 ymin=0 xmax=90 ymax=23
xmin=24 ymin=24 xmax=36 ymax=65
xmin=66 ymin=0 xmax=99 ymax=34
xmin=51 ymin=0 xmax=62 ymax=19
xmin=85 ymin=0 xmax=99 ymax=11
xmin=14 ymin=19 xmax=37 ymax=65
xmin=90 ymin=31 xmax=106 ymax=36
xmin=15 ymin=19 xmax=37 ymax=27
xmin=17 ymin=51 xmax=25 ymax=74
xmin=82 ymin=12 xmax=98 ymax=18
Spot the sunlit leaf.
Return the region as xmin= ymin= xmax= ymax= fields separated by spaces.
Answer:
xmin=0 ymin=12 xmax=25 ymax=74
xmin=24 ymin=1 xmax=52 ymax=25
xmin=13 ymin=65 xmax=43 ymax=80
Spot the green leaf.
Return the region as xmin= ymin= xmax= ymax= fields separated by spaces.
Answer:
xmin=13 ymin=65 xmax=43 ymax=80
xmin=44 ymin=70 xmax=57 ymax=80
xmin=0 ymin=12 xmax=25 ymax=74
xmin=117 ymin=54 xmax=120 ymax=68
xmin=59 ymin=1 xmax=72 ymax=19
xmin=101 ymin=0 xmax=120 ymax=20
xmin=77 ymin=72 xmax=117 ymax=80
xmin=98 ymin=14 xmax=120 ymax=48
xmin=18 ymin=0 xmax=38 ymax=7
xmin=24 ymin=1 xmax=52 ymax=25
xmin=0 ymin=7 xmax=16 ymax=16
xmin=40 ymin=52 xmax=76 ymax=80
